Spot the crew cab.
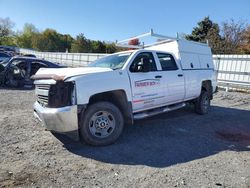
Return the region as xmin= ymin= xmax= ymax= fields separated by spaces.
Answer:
xmin=32 ymin=32 xmax=217 ymax=146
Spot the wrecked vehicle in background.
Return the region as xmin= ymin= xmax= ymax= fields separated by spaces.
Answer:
xmin=0 ymin=56 xmax=65 ymax=88
xmin=0 ymin=46 xmax=17 ymax=61
xmin=0 ymin=52 xmax=12 ymax=62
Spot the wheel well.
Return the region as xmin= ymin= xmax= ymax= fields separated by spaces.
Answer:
xmin=88 ymin=90 xmax=133 ymax=125
xmin=201 ymin=80 xmax=213 ymax=99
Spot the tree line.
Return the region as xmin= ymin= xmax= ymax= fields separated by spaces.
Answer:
xmin=0 ymin=17 xmax=249 ymax=54
xmin=0 ymin=18 xmax=117 ymax=53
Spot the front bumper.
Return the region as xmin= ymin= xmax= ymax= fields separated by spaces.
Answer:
xmin=33 ymin=101 xmax=79 ymax=141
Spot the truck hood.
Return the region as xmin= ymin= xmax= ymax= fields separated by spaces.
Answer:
xmin=33 ymin=67 xmax=113 ymax=81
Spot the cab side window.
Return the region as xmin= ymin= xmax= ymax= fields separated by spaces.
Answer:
xmin=157 ymin=53 xmax=178 ymax=71
xmin=130 ymin=52 xmax=157 ymax=72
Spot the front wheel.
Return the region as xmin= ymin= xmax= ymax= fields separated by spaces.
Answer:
xmin=194 ymin=91 xmax=211 ymax=115
xmin=80 ymin=102 xmax=124 ymax=146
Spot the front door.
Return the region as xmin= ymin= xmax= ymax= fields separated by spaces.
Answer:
xmin=128 ymin=52 xmax=165 ymax=112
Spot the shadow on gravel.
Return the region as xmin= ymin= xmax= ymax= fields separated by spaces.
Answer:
xmin=55 ymin=105 xmax=250 ymax=168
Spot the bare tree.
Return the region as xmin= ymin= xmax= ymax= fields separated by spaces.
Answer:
xmin=221 ymin=19 xmax=248 ymax=54
xmin=0 ymin=17 xmax=14 ymax=38
xmin=239 ymin=26 xmax=250 ymax=54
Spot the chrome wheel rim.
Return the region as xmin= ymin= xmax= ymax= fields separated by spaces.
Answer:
xmin=89 ymin=111 xmax=115 ymax=138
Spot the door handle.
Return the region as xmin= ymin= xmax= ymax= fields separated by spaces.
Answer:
xmin=155 ymin=75 xmax=162 ymax=78
xmin=177 ymin=74 xmax=183 ymax=77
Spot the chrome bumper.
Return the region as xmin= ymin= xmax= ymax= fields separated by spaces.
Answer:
xmin=33 ymin=101 xmax=79 ymax=141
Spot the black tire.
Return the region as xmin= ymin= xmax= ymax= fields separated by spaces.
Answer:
xmin=80 ymin=102 xmax=124 ymax=146
xmin=194 ymin=91 xmax=211 ymax=115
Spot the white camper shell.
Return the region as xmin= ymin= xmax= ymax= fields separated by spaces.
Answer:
xmin=147 ymin=40 xmax=214 ymax=70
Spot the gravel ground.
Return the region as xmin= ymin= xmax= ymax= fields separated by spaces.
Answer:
xmin=0 ymin=89 xmax=249 ymax=188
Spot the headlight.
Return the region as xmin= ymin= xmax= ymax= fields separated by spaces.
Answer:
xmin=48 ymin=81 xmax=75 ymax=108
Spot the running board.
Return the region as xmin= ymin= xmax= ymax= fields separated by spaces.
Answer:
xmin=133 ymin=103 xmax=186 ymax=120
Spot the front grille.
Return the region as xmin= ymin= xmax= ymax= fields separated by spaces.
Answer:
xmin=36 ymin=84 xmax=51 ymax=106
xmin=37 ymin=94 xmax=49 ymax=106
xmin=35 ymin=82 xmax=74 ymax=108
xmin=37 ymin=84 xmax=50 ymax=90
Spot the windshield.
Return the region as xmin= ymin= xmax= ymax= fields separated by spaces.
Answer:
xmin=88 ymin=53 xmax=131 ymax=70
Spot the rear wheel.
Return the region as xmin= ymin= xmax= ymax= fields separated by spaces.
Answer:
xmin=80 ymin=102 xmax=124 ymax=146
xmin=194 ymin=91 xmax=210 ymax=115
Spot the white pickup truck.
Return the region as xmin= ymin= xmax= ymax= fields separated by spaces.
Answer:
xmin=33 ymin=32 xmax=217 ymax=146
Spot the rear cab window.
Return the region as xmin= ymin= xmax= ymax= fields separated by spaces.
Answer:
xmin=156 ymin=53 xmax=178 ymax=71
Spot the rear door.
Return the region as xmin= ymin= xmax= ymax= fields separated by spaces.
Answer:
xmin=155 ymin=52 xmax=185 ymax=104
xmin=128 ymin=52 xmax=165 ymax=112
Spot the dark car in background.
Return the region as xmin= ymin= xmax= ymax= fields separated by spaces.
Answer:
xmin=0 ymin=46 xmax=17 ymax=59
xmin=0 ymin=52 xmax=12 ymax=62
xmin=0 ymin=56 xmax=65 ymax=88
